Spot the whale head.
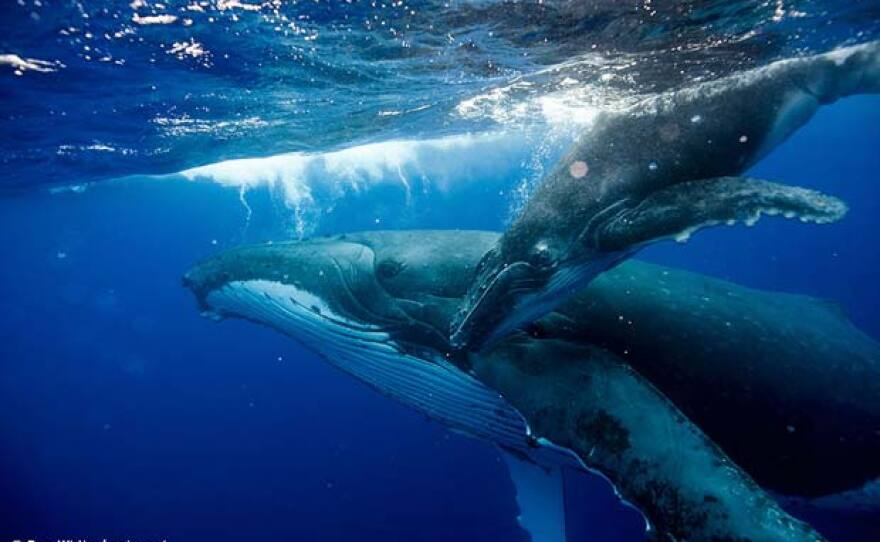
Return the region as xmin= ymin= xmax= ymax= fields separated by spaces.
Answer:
xmin=183 ymin=231 xmax=501 ymax=360
xmin=182 ymin=231 xmax=563 ymax=457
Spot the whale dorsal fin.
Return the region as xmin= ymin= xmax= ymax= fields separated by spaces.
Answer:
xmin=593 ymin=176 xmax=847 ymax=251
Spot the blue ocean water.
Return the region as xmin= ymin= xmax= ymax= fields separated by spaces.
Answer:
xmin=1 ymin=1 xmax=880 ymax=541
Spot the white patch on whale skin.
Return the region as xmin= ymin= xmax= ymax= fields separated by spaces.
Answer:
xmin=205 ymin=279 xmax=582 ymax=470
xmin=670 ymin=203 xmax=844 ymax=244
xmin=252 ymin=278 xmax=375 ymax=331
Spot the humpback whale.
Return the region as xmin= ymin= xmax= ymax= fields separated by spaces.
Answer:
xmin=184 ymin=230 xmax=880 ymax=541
xmin=450 ymin=41 xmax=880 ymax=350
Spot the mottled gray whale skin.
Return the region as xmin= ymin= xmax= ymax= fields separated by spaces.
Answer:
xmin=450 ymin=42 xmax=880 ymax=351
xmin=539 ymin=259 xmax=880 ymax=501
xmin=185 ymin=230 xmax=880 ymax=541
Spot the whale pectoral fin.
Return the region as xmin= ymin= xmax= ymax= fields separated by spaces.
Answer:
xmin=475 ymin=340 xmax=826 ymax=541
xmin=595 ymin=176 xmax=847 ymax=251
xmin=501 ymin=450 xmax=569 ymax=542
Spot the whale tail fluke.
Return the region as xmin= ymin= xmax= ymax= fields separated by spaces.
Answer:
xmin=592 ymin=176 xmax=847 ymax=251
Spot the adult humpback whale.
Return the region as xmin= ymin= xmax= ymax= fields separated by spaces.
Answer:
xmin=184 ymin=230 xmax=880 ymax=541
xmin=450 ymin=41 xmax=880 ymax=350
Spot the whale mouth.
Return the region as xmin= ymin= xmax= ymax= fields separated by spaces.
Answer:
xmin=182 ymin=240 xmax=407 ymax=333
xmin=203 ymin=278 xmax=398 ymax=360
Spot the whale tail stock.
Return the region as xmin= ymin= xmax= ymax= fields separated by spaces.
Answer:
xmin=810 ymin=41 xmax=880 ymax=102
xmin=474 ymin=340 xmax=826 ymax=542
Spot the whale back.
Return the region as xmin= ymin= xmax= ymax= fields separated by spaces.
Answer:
xmin=548 ymin=261 xmax=880 ymax=497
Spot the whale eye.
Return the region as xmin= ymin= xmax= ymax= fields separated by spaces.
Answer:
xmin=529 ymin=241 xmax=556 ymax=269
xmin=377 ymin=258 xmax=405 ymax=280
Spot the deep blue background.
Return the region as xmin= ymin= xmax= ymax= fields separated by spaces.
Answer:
xmin=0 ymin=96 xmax=878 ymax=541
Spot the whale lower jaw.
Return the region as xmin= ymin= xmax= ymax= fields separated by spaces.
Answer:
xmin=204 ymin=279 xmax=582 ymax=469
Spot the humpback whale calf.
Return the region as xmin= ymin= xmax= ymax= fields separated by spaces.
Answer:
xmin=450 ymin=41 xmax=880 ymax=350
xmin=184 ymin=230 xmax=880 ymax=541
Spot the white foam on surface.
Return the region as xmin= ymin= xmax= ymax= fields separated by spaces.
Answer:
xmin=456 ymin=78 xmax=610 ymax=130
xmin=0 ymin=54 xmax=64 ymax=74
xmin=177 ymin=130 xmax=559 ymax=236
xmin=181 ymin=132 xmax=513 ymax=189
xmin=131 ymin=13 xmax=178 ymax=25
xmin=216 ymin=0 xmax=262 ymax=11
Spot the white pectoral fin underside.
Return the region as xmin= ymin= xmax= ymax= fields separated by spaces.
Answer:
xmin=595 ymin=176 xmax=847 ymax=250
xmin=207 ymin=280 xmax=584 ymax=461
xmin=503 ymin=450 xmax=569 ymax=542
xmin=209 ymin=279 xmax=583 ymax=541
